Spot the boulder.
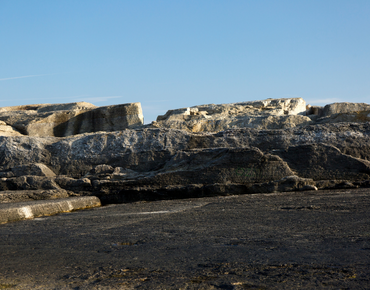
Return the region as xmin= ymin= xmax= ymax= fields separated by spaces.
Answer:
xmin=0 ymin=102 xmax=144 ymax=137
xmin=322 ymin=102 xmax=370 ymax=117
xmin=0 ymin=102 xmax=97 ymax=136
xmin=53 ymin=103 xmax=144 ymax=136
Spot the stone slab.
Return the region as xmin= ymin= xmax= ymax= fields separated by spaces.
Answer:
xmin=0 ymin=196 xmax=101 ymax=224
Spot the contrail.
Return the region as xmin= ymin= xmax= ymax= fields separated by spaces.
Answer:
xmin=0 ymin=74 xmax=50 ymax=81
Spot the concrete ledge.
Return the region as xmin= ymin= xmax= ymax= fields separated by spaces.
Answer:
xmin=0 ymin=196 xmax=101 ymax=224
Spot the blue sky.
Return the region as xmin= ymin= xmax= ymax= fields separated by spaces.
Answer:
xmin=1 ymin=0 xmax=369 ymax=123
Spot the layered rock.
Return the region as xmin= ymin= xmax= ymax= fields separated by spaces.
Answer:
xmin=0 ymin=102 xmax=144 ymax=137
xmin=0 ymin=98 xmax=370 ymax=204
xmin=0 ymin=122 xmax=370 ymax=203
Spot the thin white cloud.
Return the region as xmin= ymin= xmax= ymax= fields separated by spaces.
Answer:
xmin=0 ymin=74 xmax=51 ymax=81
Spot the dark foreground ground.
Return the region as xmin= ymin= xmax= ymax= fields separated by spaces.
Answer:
xmin=0 ymin=188 xmax=370 ymax=289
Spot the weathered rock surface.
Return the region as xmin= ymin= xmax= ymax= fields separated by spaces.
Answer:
xmin=0 ymin=189 xmax=69 ymax=203
xmin=0 ymin=98 xmax=370 ymax=205
xmin=152 ymin=98 xmax=310 ymax=132
xmin=0 ymin=102 xmax=144 ymax=137
xmin=322 ymin=102 xmax=370 ymax=117
xmin=0 ymin=123 xmax=369 ymax=203
xmin=153 ymin=98 xmax=370 ymax=132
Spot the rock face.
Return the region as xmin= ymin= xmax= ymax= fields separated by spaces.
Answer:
xmin=1 ymin=123 xmax=370 ymax=203
xmin=0 ymin=98 xmax=370 ymax=204
xmin=0 ymin=102 xmax=144 ymax=137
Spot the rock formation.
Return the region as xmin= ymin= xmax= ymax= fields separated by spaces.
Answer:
xmin=0 ymin=102 xmax=143 ymax=137
xmin=0 ymin=98 xmax=369 ymax=205
xmin=152 ymin=98 xmax=310 ymax=132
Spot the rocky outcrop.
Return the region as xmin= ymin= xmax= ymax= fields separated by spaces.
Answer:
xmin=1 ymin=123 xmax=369 ymax=175
xmin=0 ymin=102 xmax=144 ymax=137
xmin=306 ymin=102 xmax=370 ymax=124
xmin=0 ymin=98 xmax=370 ymax=205
xmin=322 ymin=102 xmax=370 ymax=117
xmin=152 ymin=98 xmax=370 ymax=133
xmin=0 ymin=122 xmax=369 ymax=203
xmin=152 ymin=98 xmax=310 ymax=132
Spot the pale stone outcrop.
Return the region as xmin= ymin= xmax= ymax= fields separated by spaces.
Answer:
xmin=305 ymin=102 xmax=370 ymax=124
xmin=0 ymin=102 xmax=144 ymax=137
xmin=53 ymin=103 xmax=144 ymax=136
xmin=152 ymin=98 xmax=310 ymax=132
xmin=322 ymin=102 xmax=370 ymax=117
xmin=0 ymin=121 xmax=23 ymax=136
